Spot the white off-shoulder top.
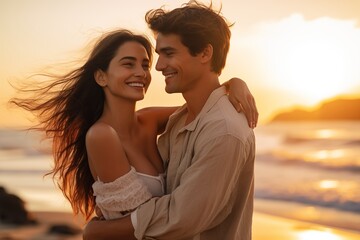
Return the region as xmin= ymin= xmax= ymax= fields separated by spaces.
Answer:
xmin=92 ymin=167 xmax=165 ymax=220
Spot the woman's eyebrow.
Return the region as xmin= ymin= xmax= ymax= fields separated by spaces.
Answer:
xmin=119 ymin=56 xmax=136 ymax=61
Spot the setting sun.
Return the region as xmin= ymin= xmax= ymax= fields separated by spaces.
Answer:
xmin=240 ymin=14 xmax=360 ymax=108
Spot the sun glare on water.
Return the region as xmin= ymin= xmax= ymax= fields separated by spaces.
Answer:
xmin=297 ymin=229 xmax=343 ymax=240
xmin=314 ymin=129 xmax=337 ymax=139
xmin=318 ymin=180 xmax=339 ymax=189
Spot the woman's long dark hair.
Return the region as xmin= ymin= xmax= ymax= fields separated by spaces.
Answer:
xmin=10 ymin=29 xmax=153 ymax=220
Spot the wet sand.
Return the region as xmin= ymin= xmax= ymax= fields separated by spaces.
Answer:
xmin=253 ymin=212 xmax=360 ymax=240
xmin=1 ymin=210 xmax=359 ymax=240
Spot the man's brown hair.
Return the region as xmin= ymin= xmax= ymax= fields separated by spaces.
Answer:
xmin=145 ymin=0 xmax=232 ymax=75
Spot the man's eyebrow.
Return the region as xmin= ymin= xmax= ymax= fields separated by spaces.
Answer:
xmin=155 ymin=47 xmax=176 ymax=54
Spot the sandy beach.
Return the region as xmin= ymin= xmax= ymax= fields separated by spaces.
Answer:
xmin=0 ymin=211 xmax=85 ymax=240
xmin=253 ymin=212 xmax=360 ymax=240
xmin=1 ymin=210 xmax=360 ymax=240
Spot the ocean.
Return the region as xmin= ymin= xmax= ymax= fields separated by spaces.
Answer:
xmin=0 ymin=121 xmax=359 ymax=232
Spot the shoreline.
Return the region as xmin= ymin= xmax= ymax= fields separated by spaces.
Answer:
xmin=254 ymin=199 xmax=360 ymax=233
xmin=253 ymin=211 xmax=360 ymax=240
xmin=1 ymin=210 xmax=359 ymax=240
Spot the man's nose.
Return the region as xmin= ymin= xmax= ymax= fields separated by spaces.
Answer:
xmin=155 ymin=56 xmax=165 ymax=71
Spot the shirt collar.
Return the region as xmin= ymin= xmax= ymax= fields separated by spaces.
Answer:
xmin=168 ymin=86 xmax=227 ymax=132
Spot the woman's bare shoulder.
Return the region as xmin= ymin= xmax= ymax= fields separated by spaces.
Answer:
xmin=86 ymin=122 xmax=118 ymax=144
xmin=85 ymin=122 xmax=130 ymax=182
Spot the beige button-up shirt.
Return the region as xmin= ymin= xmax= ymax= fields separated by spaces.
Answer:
xmin=134 ymin=86 xmax=255 ymax=240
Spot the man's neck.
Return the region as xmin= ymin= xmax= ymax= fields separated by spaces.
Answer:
xmin=183 ymin=75 xmax=220 ymax=124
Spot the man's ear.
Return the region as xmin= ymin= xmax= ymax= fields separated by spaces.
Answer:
xmin=200 ymin=44 xmax=213 ymax=64
xmin=94 ymin=69 xmax=107 ymax=87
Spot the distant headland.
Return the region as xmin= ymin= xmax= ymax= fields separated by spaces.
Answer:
xmin=271 ymin=97 xmax=360 ymax=122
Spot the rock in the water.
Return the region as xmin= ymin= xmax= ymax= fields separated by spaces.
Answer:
xmin=47 ymin=223 xmax=81 ymax=235
xmin=0 ymin=186 xmax=37 ymax=225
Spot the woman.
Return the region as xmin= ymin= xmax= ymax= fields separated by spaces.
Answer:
xmin=10 ymin=29 xmax=257 ymax=221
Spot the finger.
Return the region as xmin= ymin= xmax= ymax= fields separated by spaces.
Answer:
xmin=229 ymin=95 xmax=242 ymax=112
xmin=237 ymin=97 xmax=254 ymax=127
xmin=238 ymin=102 xmax=254 ymax=128
xmin=244 ymin=106 xmax=254 ymax=128
xmin=243 ymin=95 xmax=257 ymax=128
xmin=229 ymin=95 xmax=255 ymax=128
xmin=249 ymin=96 xmax=259 ymax=128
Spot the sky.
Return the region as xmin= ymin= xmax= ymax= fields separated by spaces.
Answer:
xmin=1 ymin=0 xmax=360 ymax=127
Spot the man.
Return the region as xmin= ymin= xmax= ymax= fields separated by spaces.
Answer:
xmin=84 ymin=1 xmax=255 ymax=239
